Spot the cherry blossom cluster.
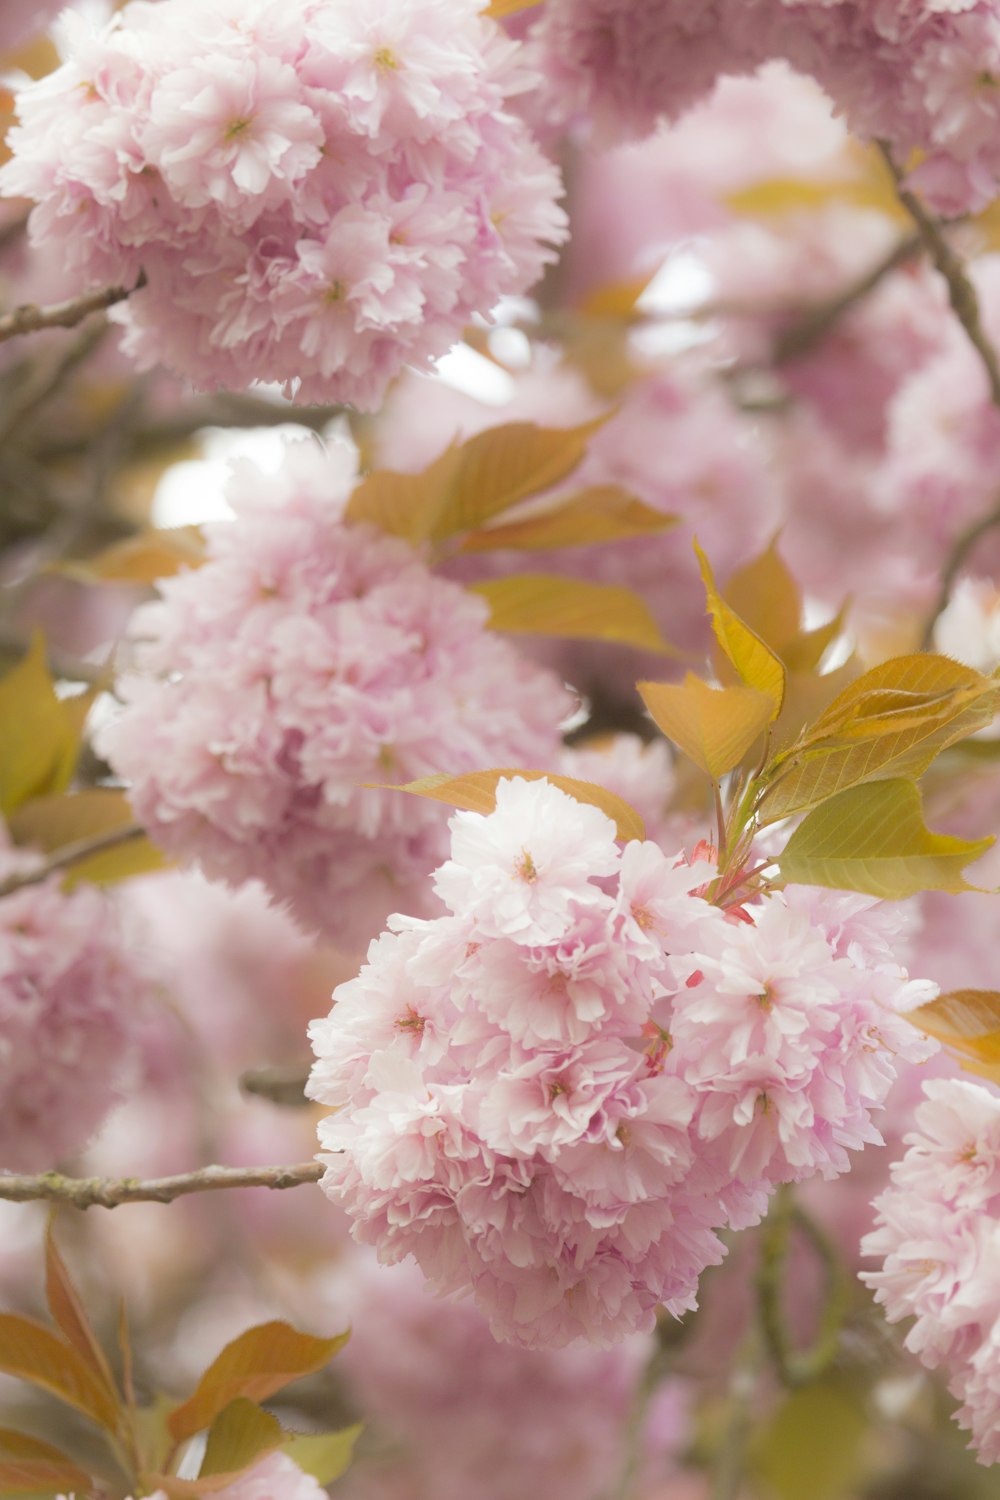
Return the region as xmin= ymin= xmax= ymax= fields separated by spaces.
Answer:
xmin=308 ymin=777 xmax=934 ymax=1347
xmin=0 ymin=831 xmax=149 ymax=1172
xmin=527 ymin=0 xmax=1000 ymax=213
xmin=862 ymin=1078 xmax=1000 ymax=1465
xmin=99 ymin=441 xmax=573 ymax=948
xmin=0 ymin=0 xmax=567 ymax=408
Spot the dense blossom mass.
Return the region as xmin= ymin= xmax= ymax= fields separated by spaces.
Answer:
xmin=528 ymin=0 xmax=1000 ymax=213
xmin=308 ymin=777 xmax=934 ymax=1347
xmin=862 ymin=1078 xmax=1000 ymax=1465
xmin=99 ymin=441 xmax=572 ymax=947
xmin=0 ymin=0 xmax=567 ymax=407
xmin=0 ymin=831 xmax=148 ymax=1171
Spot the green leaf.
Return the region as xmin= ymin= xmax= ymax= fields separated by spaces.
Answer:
xmin=469 ymin=574 xmax=678 ymax=654
xmin=749 ymin=1376 xmax=871 ymax=1500
xmin=0 ymin=635 xmax=82 ymax=816
xmin=381 ymin=769 xmax=646 ymax=843
xmin=638 ymin=674 xmax=772 ymax=779
xmin=345 ymin=419 xmax=606 ymax=548
xmin=778 ymin=778 xmax=994 ymax=899
xmin=0 ymin=1315 xmax=121 ymax=1432
xmin=199 ymin=1400 xmax=283 ymax=1480
xmin=906 ymin=989 xmax=1000 ymax=1081
xmin=168 ymin=1323 xmax=349 ymax=1442
xmin=457 ymin=485 xmax=676 ymax=553
xmin=0 ymin=1430 xmax=91 ymax=1496
xmin=761 ymin=654 xmax=1000 ymax=822
xmin=695 ymin=543 xmax=785 ymax=716
xmin=281 ymin=1425 xmax=362 ymax=1485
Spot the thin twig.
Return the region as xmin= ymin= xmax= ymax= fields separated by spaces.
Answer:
xmin=710 ymin=1327 xmax=762 ymax=1500
xmin=771 ymin=231 xmax=923 ymax=364
xmin=756 ymin=1187 xmax=848 ymax=1388
xmin=0 ymin=280 xmax=140 ymax=344
xmin=0 ymin=823 xmax=146 ymax=898
xmin=922 ymin=496 xmax=1000 ymax=647
xmin=0 ymin=1162 xmax=324 ymax=1209
xmin=240 ymin=1063 xmax=312 ymax=1108
xmin=878 ymin=141 xmax=1000 ymax=412
xmin=0 ymin=322 xmax=112 ymax=448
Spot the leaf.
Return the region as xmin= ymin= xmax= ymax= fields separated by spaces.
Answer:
xmin=578 ymin=275 xmax=652 ymax=319
xmin=470 ymin=574 xmax=678 ymax=654
xmin=8 ymin=789 xmax=167 ymax=888
xmin=0 ymin=635 xmax=81 ymax=816
xmin=383 ymin=769 xmax=646 ymax=843
xmin=199 ymin=1400 xmax=283 ymax=1480
xmin=0 ymin=1315 xmax=121 ymax=1431
xmin=760 ymin=654 xmax=1000 ymax=821
xmin=722 ymin=540 xmax=802 ymax=656
xmin=281 ymin=1425 xmax=362 ymax=1485
xmin=485 ymin=0 xmax=544 ymax=15
xmin=57 ymin=527 xmax=205 ymax=585
xmin=457 ymin=485 xmax=676 ymax=553
xmin=749 ymin=1376 xmax=871 ymax=1500
xmin=906 ymin=990 xmax=1000 ymax=1080
xmin=345 ymin=419 xmax=606 ymax=548
xmin=778 ymin=779 xmax=994 ymax=899
xmin=695 ymin=543 xmax=785 ymax=716
xmin=44 ymin=1228 xmax=117 ymax=1401
xmin=168 ymin=1323 xmax=349 ymax=1442
xmin=638 ymin=675 xmax=773 ymax=779
xmin=0 ymin=1430 xmax=91 ymax=1496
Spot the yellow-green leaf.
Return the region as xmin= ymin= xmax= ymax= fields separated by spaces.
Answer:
xmin=906 ymin=990 xmax=1000 ymax=1081
xmin=45 ymin=1228 xmax=117 ymax=1401
xmin=779 ymin=778 xmax=994 ymax=899
xmin=0 ymin=1315 xmax=121 ymax=1432
xmin=457 ymin=485 xmax=676 ymax=553
xmin=638 ymin=674 xmax=773 ymax=779
xmin=749 ymin=1376 xmax=871 ymax=1500
xmin=168 ymin=1323 xmax=349 ymax=1442
xmin=346 ymin=419 xmax=606 ymax=548
xmin=57 ymin=527 xmax=205 ymax=585
xmin=470 ymin=573 xmax=678 ymax=654
xmin=200 ymin=1400 xmax=283 ymax=1480
xmin=761 ymin=654 xmax=1000 ymax=821
xmin=695 ymin=543 xmax=785 ymax=716
xmin=383 ymin=769 xmax=646 ymax=843
xmin=0 ymin=635 xmax=81 ymax=816
xmin=282 ymin=1425 xmax=362 ymax=1485
xmin=0 ymin=1430 xmax=91 ymax=1496
xmin=722 ymin=540 xmax=802 ymax=656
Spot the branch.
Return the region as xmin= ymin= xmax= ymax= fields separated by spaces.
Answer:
xmin=878 ymin=142 xmax=1000 ymax=412
xmin=771 ymin=231 xmax=923 ymax=364
xmin=0 ymin=277 xmax=142 ymax=344
xmin=240 ymin=1063 xmax=312 ymax=1107
xmin=756 ymin=1186 xmax=848 ymax=1388
xmin=0 ymin=1161 xmax=324 ymax=1209
xmin=0 ymin=823 xmax=146 ymax=899
xmin=922 ymin=495 xmax=1000 ymax=647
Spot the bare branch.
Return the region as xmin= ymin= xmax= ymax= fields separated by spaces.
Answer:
xmin=878 ymin=142 xmax=1000 ymax=412
xmin=240 ymin=1063 xmax=312 ymax=1108
xmin=0 ymin=823 xmax=147 ymax=899
xmin=771 ymin=231 xmax=923 ymax=364
xmin=0 ymin=1161 xmax=325 ymax=1209
xmin=0 ymin=277 xmax=142 ymax=344
xmin=922 ymin=495 xmax=1000 ymax=647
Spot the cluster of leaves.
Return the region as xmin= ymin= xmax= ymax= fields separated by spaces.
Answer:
xmin=0 ymin=1228 xmax=356 ymax=1499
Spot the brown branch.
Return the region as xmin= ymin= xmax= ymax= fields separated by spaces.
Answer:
xmin=922 ymin=495 xmax=1000 ymax=647
xmin=240 ymin=1063 xmax=312 ymax=1108
xmin=0 ymin=823 xmax=146 ymax=899
xmin=0 ymin=1161 xmax=324 ymax=1209
xmin=0 ymin=277 xmax=142 ymax=344
xmin=878 ymin=141 xmax=1000 ymax=412
xmin=771 ymin=231 xmax=923 ymax=364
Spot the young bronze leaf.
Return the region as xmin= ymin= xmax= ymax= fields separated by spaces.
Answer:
xmin=906 ymin=990 xmax=1000 ymax=1079
xmin=0 ymin=1429 xmax=92 ymax=1496
xmin=695 ymin=543 xmax=785 ymax=716
xmin=58 ymin=527 xmax=205 ymax=584
xmin=44 ymin=1227 xmax=117 ymax=1400
xmin=0 ymin=634 xmax=81 ymax=816
xmin=281 ymin=1425 xmax=362 ymax=1485
xmin=199 ymin=1399 xmax=283 ymax=1480
xmin=383 ymin=769 xmax=646 ymax=843
xmin=457 ymin=486 xmax=677 ymax=553
xmin=722 ymin=540 xmax=802 ymax=656
xmin=760 ymin=655 xmax=1000 ymax=821
xmin=168 ymin=1323 xmax=349 ymax=1442
xmin=470 ymin=574 xmax=678 ymax=654
xmin=778 ymin=778 xmax=994 ymax=899
xmin=638 ymin=675 xmax=773 ymax=779
xmin=346 ymin=419 xmax=606 ymax=548
xmin=0 ymin=1315 xmax=121 ymax=1431
xmin=485 ymin=0 xmax=544 ymax=14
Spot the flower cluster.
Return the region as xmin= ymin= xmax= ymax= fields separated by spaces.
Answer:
xmin=0 ymin=0 xmax=567 ymax=408
xmin=527 ymin=0 xmax=1000 ymax=214
xmin=0 ymin=833 xmax=149 ymax=1172
xmin=99 ymin=441 xmax=573 ymax=948
xmin=308 ymin=776 xmax=933 ymax=1346
xmin=862 ymin=1078 xmax=1000 ymax=1465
